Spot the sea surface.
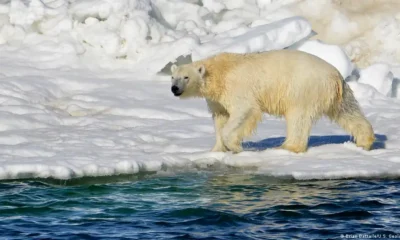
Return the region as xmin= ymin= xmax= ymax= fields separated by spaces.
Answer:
xmin=0 ymin=172 xmax=399 ymax=239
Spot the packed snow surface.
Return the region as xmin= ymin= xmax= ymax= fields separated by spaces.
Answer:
xmin=0 ymin=0 xmax=400 ymax=180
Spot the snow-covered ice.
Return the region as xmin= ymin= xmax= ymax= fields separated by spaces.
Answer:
xmin=0 ymin=0 xmax=400 ymax=180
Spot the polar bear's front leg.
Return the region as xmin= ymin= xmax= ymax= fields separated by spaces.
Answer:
xmin=221 ymin=108 xmax=252 ymax=153
xmin=211 ymin=114 xmax=228 ymax=152
xmin=222 ymin=107 xmax=262 ymax=153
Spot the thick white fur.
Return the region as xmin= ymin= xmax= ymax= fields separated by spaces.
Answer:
xmin=170 ymin=50 xmax=375 ymax=153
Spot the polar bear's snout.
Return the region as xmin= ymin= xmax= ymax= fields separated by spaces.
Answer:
xmin=171 ymin=77 xmax=187 ymax=97
xmin=171 ymin=85 xmax=182 ymax=96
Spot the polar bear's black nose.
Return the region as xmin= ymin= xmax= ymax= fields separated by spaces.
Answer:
xmin=171 ymin=85 xmax=179 ymax=93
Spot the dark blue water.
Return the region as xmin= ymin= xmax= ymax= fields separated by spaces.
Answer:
xmin=0 ymin=173 xmax=399 ymax=239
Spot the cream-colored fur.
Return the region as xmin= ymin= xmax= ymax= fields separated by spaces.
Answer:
xmin=170 ymin=50 xmax=375 ymax=153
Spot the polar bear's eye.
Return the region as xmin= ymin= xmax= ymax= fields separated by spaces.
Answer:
xmin=184 ymin=76 xmax=189 ymax=80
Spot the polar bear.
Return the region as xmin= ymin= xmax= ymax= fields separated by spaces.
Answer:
xmin=170 ymin=50 xmax=375 ymax=153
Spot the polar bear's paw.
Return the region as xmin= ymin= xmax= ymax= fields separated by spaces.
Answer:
xmin=224 ymin=141 xmax=243 ymax=154
xmin=280 ymin=143 xmax=307 ymax=153
xmin=211 ymin=144 xmax=228 ymax=152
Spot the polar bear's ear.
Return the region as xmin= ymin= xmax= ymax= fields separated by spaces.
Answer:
xmin=170 ymin=64 xmax=178 ymax=73
xmin=198 ymin=65 xmax=206 ymax=77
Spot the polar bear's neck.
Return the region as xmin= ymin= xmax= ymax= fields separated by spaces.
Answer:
xmin=194 ymin=54 xmax=239 ymax=101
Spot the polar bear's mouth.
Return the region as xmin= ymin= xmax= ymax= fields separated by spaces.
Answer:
xmin=174 ymin=92 xmax=182 ymax=96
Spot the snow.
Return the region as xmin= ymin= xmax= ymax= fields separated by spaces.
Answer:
xmin=192 ymin=16 xmax=312 ymax=61
xmin=358 ymin=64 xmax=394 ymax=97
xmin=0 ymin=0 xmax=400 ymax=180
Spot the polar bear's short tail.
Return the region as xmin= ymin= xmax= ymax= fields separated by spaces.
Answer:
xmin=329 ymin=82 xmax=375 ymax=150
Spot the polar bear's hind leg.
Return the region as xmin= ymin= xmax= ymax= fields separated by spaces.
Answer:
xmin=329 ymin=84 xmax=375 ymax=150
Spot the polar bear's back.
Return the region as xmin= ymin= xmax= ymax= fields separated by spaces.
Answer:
xmin=202 ymin=50 xmax=343 ymax=86
xmin=259 ymin=50 xmax=343 ymax=116
xmin=200 ymin=50 xmax=344 ymax=116
xmin=224 ymin=50 xmax=343 ymax=83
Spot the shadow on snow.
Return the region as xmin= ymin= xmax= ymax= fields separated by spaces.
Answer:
xmin=243 ymin=134 xmax=387 ymax=151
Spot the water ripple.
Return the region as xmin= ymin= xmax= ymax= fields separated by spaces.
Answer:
xmin=0 ymin=175 xmax=399 ymax=239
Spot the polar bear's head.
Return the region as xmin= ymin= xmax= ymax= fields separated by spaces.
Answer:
xmin=170 ymin=64 xmax=206 ymax=98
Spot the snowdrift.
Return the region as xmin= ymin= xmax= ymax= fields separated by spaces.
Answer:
xmin=0 ymin=0 xmax=399 ymax=180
